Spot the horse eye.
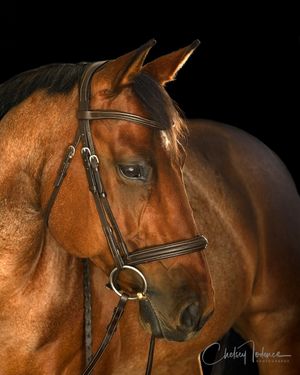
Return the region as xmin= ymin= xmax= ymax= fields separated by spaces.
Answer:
xmin=118 ymin=164 xmax=147 ymax=181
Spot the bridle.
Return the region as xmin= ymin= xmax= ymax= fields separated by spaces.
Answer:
xmin=45 ymin=61 xmax=208 ymax=374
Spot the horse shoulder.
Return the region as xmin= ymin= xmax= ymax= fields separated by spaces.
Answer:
xmin=185 ymin=119 xmax=300 ymax=341
xmin=185 ymin=119 xmax=300 ymax=242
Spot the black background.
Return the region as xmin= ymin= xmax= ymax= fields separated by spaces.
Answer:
xmin=1 ymin=22 xmax=299 ymax=189
xmin=1 ymin=15 xmax=298 ymax=375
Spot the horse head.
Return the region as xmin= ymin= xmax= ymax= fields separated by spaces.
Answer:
xmin=42 ymin=40 xmax=214 ymax=342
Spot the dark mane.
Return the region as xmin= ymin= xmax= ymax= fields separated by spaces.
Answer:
xmin=132 ymin=72 xmax=187 ymax=155
xmin=0 ymin=63 xmax=87 ymax=119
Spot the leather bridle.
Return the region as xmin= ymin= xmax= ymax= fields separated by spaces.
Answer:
xmin=45 ymin=61 xmax=208 ymax=374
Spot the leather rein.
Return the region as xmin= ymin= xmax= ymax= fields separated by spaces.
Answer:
xmin=45 ymin=61 xmax=208 ymax=374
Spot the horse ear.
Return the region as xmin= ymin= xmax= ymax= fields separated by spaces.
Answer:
xmin=94 ymin=39 xmax=156 ymax=93
xmin=141 ymin=40 xmax=200 ymax=85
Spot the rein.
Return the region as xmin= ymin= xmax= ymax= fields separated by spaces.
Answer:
xmin=45 ymin=61 xmax=208 ymax=374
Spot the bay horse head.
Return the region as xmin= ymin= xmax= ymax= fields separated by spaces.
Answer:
xmin=38 ymin=40 xmax=214 ymax=342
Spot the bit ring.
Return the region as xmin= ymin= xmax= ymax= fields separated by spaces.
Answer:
xmin=109 ymin=265 xmax=147 ymax=301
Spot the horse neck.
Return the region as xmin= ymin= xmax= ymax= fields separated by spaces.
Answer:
xmin=0 ymin=89 xmax=78 ymax=294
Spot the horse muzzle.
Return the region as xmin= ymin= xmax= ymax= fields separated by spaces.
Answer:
xmin=139 ymin=293 xmax=213 ymax=342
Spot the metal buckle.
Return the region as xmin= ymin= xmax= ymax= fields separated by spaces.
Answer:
xmin=67 ymin=145 xmax=76 ymax=159
xmin=89 ymin=154 xmax=99 ymax=168
xmin=81 ymin=147 xmax=91 ymax=156
xmin=109 ymin=265 xmax=147 ymax=301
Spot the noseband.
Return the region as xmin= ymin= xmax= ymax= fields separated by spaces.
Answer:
xmin=45 ymin=61 xmax=208 ymax=374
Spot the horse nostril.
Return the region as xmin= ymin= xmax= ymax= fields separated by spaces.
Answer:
xmin=180 ymin=302 xmax=201 ymax=331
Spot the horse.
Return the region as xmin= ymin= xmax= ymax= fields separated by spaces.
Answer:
xmin=0 ymin=40 xmax=215 ymax=374
xmin=0 ymin=39 xmax=299 ymax=375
